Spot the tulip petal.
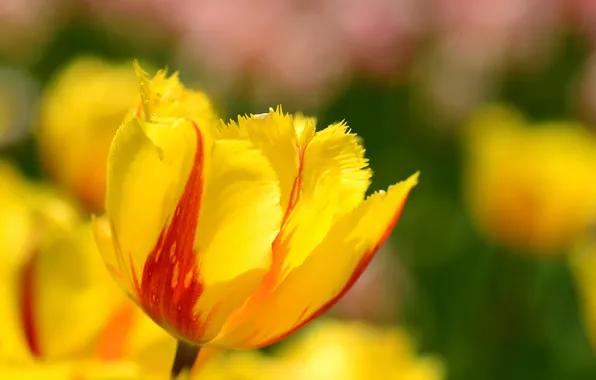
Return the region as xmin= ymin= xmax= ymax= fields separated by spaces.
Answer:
xmin=105 ymin=117 xmax=199 ymax=291
xmin=213 ymin=122 xmax=372 ymax=339
xmin=133 ymin=62 xmax=216 ymax=128
xmin=218 ymin=107 xmax=300 ymax=211
xmin=188 ymin=139 xmax=282 ymax=341
xmin=128 ymin=134 xmax=281 ymax=343
xmin=276 ymin=122 xmax=372 ymax=277
xmin=212 ymin=173 xmax=418 ymax=348
xmin=33 ymin=224 xmax=125 ymax=358
xmin=194 ymin=139 xmax=282 ymax=284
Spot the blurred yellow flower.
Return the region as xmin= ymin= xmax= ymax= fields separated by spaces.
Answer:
xmin=93 ymin=63 xmax=419 ymax=350
xmin=37 ymin=57 xmax=139 ymax=210
xmin=0 ymin=160 xmax=82 ymax=363
xmin=278 ymin=319 xmax=445 ymax=380
xmin=463 ymin=105 xmax=596 ymax=253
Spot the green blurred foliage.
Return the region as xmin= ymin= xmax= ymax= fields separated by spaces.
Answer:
xmin=3 ymin=19 xmax=596 ymax=380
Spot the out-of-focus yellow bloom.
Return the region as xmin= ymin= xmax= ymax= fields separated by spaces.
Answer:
xmin=279 ymin=319 xmax=444 ymax=380
xmin=463 ymin=105 xmax=596 ymax=253
xmin=0 ymin=160 xmax=82 ymax=363
xmin=93 ymin=63 xmax=419 ymax=350
xmin=37 ymin=57 xmax=139 ymax=210
xmin=25 ymin=222 xmax=127 ymax=358
xmin=571 ymin=236 xmax=596 ymax=352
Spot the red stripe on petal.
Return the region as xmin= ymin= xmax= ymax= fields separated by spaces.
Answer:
xmin=255 ymin=193 xmax=411 ymax=348
xmin=21 ymin=256 xmax=41 ymax=357
xmin=131 ymin=122 xmax=211 ymax=343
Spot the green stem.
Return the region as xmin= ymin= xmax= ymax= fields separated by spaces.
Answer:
xmin=171 ymin=340 xmax=200 ymax=379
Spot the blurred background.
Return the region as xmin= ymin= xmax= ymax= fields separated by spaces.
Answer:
xmin=3 ymin=0 xmax=596 ymax=379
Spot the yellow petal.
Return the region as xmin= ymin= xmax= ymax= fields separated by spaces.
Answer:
xmin=135 ymin=137 xmax=281 ymax=343
xmin=276 ymin=121 xmax=372 ymax=277
xmin=292 ymin=113 xmax=317 ymax=146
xmin=32 ymin=223 xmax=125 ymax=358
xmin=194 ymin=139 xmax=281 ymax=284
xmin=37 ymin=57 xmax=140 ymax=210
xmin=217 ymin=107 xmax=299 ymax=211
xmin=212 ymin=173 xmax=418 ymax=348
xmin=104 ymin=117 xmax=199 ymax=292
xmin=133 ymin=62 xmax=217 ymax=130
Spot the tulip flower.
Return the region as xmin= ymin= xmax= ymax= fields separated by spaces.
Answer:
xmin=277 ymin=319 xmax=445 ymax=380
xmin=463 ymin=104 xmax=596 ymax=253
xmin=93 ymin=63 xmax=418 ymax=375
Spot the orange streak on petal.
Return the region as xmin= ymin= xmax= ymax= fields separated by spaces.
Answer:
xmin=192 ymin=347 xmax=220 ymax=371
xmin=95 ymin=303 xmax=136 ymax=361
xmin=227 ymin=137 xmax=312 ymax=326
xmin=131 ymin=122 xmax=209 ymax=343
xmin=265 ymin=136 xmax=312 ymax=288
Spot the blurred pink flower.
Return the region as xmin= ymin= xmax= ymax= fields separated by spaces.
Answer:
xmin=331 ymin=243 xmax=409 ymax=324
xmin=417 ymin=0 xmax=564 ymax=126
xmin=433 ymin=0 xmax=562 ymax=66
xmin=174 ymin=0 xmax=420 ymax=105
xmin=578 ymin=53 xmax=596 ymax=126
xmin=0 ymin=0 xmax=68 ymax=60
xmin=568 ymin=0 xmax=596 ymax=46
xmin=78 ymin=0 xmax=183 ymax=31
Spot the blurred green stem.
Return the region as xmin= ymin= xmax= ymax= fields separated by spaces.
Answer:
xmin=171 ymin=340 xmax=200 ymax=379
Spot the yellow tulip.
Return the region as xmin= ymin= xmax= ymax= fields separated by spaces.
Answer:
xmin=0 ymin=161 xmax=83 ymax=363
xmin=277 ymin=319 xmax=445 ymax=380
xmin=93 ymin=63 xmax=419 ymax=351
xmin=37 ymin=56 xmax=139 ymax=210
xmin=463 ymin=105 xmax=596 ymax=253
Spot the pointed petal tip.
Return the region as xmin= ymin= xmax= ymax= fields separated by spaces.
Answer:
xmin=132 ymin=60 xmax=147 ymax=80
xmin=408 ymin=171 xmax=420 ymax=186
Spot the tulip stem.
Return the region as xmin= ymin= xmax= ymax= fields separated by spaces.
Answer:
xmin=171 ymin=340 xmax=200 ymax=379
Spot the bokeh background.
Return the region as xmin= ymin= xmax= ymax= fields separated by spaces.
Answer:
xmin=3 ymin=1 xmax=596 ymax=379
